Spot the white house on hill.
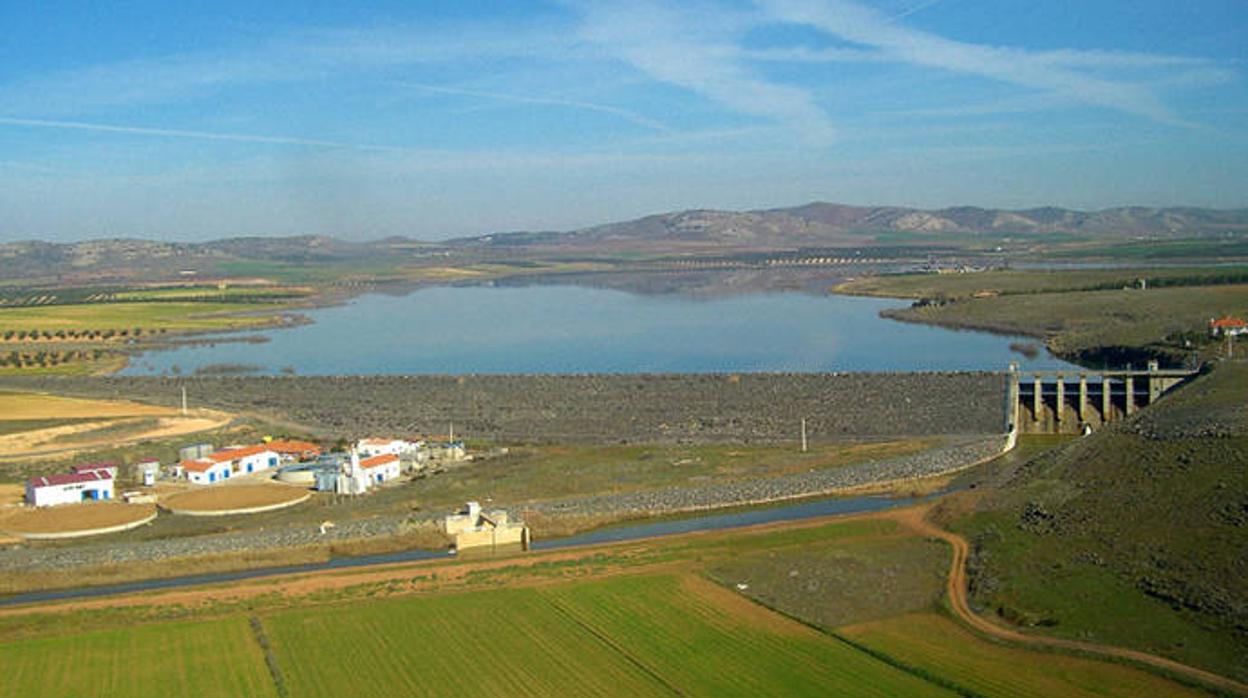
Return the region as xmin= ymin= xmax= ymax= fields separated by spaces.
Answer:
xmin=27 ymin=469 xmax=115 ymax=507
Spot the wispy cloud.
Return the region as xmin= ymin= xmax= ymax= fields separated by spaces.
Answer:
xmin=0 ymin=21 xmax=581 ymax=115
xmin=567 ymin=1 xmax=838 ymax=145
xmin=393 ymin=82 xmax=670 ymax=132
xmin=755 ymin=0 xmax=1195 ymax=124
xmin=0 ymin=116 xmax=409 ymax=152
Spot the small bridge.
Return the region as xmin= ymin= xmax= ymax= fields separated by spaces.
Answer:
xmin=1008 ymin=362 xmax=1197 ymax=434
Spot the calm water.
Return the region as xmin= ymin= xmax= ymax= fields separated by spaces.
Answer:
xmin=122 ymin=285 xmax=1076 ymax=375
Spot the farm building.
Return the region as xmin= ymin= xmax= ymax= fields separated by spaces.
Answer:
xmin=357 ymin=438 xmax=420 ymax=458
xmin=26 ymin=469 xmax=115 ymax=507
xmin=443 ymin=501 xmax=529 ymax=551
xmin=358 ymin=453 xmax=401 ymax=485
xmin=1209 ymin=316 xmax=1247 ymax=337
xmin=267 ymin=439 xmax=322 ymax=462
xmin=181 ymin=444 xmax=280 ymax=485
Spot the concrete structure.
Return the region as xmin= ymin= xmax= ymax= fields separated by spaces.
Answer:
xmin=443 ymin=501 xmax=530 ymax=552
xmin=266 ymin=439 xmax=322 ymax=462
xmin=358 ymin=453 xmax=401 ymax=485
xmin=417 ymin=440 xmax=466 ymax=464
xmin=26 ymin=469 xmax=114 ymax=507
xmin=1011 ymin=363 xmax=1196 ymax=434
xmin=334 ymin=449 xmax=372 ymax=496
xmin=181 ymin=445 xmax=280 ymax=485
xmin=135 ymin=460 xmax=161 ymax=487
xmin=179 ymin=443 xmax=214 ymax=462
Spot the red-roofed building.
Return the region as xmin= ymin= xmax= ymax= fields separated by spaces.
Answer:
xmin=358 ymin=453 xmax=402 ymax=485
xmin=26 ymin=469 xmax=114 ymax=507
xmin=267 ymin=439 xmax=322 ymax=462
xmin=1210 ymin=316 xmax=1247 ymax=337
xmin=181 ymin=444 xmax=280 ymax=485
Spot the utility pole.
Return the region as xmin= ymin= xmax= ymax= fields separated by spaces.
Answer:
xmin=181 ymin=386 xmax=188 ymax=416
xmin=800 ymin=418 xmax=808 ymax=453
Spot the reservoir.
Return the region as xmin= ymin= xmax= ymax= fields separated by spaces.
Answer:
xmin=122 ymin=284 xmax=1077 ymax=375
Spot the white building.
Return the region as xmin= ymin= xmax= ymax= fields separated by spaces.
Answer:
xmin=356 ymin=438 xmax=420 ymax=458
xmin=358 ymin=453 xmax=401 ymax=485
xmin=181 ymin=444 xmax=280 ymax=485
xmin=26 ymin=469 xmax=115 ymax=507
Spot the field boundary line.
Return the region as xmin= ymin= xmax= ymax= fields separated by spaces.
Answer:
xmin=249 ymin=615 xmax=289 ymax=698
xmin=540 ymin=594 xmax=685 ymax=697
xmin=901 ymin=506 xmax=1248 ymax=697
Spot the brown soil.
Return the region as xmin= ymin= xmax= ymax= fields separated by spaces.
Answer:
xmin=160 ymin=483 xmax=307 ymax=512
xmin=0 ymin=502 xmax=155 ymax=534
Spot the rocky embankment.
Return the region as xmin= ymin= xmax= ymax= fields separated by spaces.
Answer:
xmin=0 ymin=434 xmax=1007 ymax=576
xmin=0 ymin=372 xmax=1007 ymax=442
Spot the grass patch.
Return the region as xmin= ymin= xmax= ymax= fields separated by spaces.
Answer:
xmin=708 ymin=535 xmax=948 ymax=628
xmin=839 ymin=612 xmax=1208 ymax=697
xmin=0 ymin=301 xmax=289 ymax=334
xmin=0 ymin=616 xmax=279 ymax=697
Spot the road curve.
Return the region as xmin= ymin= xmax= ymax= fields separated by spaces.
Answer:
xmin=897 ymin=505 xmax=1248 ymax=697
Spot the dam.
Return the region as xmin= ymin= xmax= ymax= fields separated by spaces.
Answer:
xmin=1009 ymin=362 xmax=1197 ymax=434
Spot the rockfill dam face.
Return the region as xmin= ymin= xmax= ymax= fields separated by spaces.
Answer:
xmin=3 ymin=372 xmax=1010 ymax=443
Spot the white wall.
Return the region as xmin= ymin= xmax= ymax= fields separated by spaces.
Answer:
xmin=28 ymin=479 xmax=114 ymax=507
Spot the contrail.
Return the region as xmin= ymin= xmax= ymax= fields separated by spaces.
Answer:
xmin=891 ymin=0 xmax=945 ymax=22
xmin=0 ymin=116 xmax=406 ymax=152
xmin=396 ymin=82 xmax=671 ymax=132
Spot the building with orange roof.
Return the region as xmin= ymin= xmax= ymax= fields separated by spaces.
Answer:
xmin=181 ymin=444 xmax=280 ymax=485
xmin=358 ymin=453 xmax=402 ymax=485
xmin=1209 ymin=316 xmax=1247 ymax=337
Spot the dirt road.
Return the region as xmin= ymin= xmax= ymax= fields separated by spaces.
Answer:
xmin=896 ymin=505 xmax=1248 ymax=696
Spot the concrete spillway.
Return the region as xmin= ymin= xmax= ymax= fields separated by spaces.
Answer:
xmin=1009 ymin=362 xmax=1196 ymax=434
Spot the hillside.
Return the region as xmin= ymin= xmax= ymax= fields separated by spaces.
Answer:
xmin=6 ymin=202 xmax=1247 ymax=284
xmin=458 ymin=202 xmax=1248 ymax=252
xmin=950 ymin=362 xmax=1248 ymax=680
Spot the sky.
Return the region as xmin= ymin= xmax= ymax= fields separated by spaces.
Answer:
xmin=1 ymin=0 xmax=1245 ymax=242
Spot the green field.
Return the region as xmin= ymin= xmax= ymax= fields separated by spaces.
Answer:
xmin=0 ymin=301 xmax=287 ymax=334
xmin=836 ymin=266 xmax=1248 ymax=300
xmin=834 ymin=268 xmax=1248 ymax=365
xmin=0 ymin=502 xmax=1219 ymax=697
xmin=840 ymin=613 xmax=1207 ymax=697
xmin=0 ymin=617 xmax=278 ymax=698
xmin=266 ymin=574 xmax=948 ymax=697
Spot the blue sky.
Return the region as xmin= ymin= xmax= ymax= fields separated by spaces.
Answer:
xmin=1 ymin=0 xmax=1245 ymax=242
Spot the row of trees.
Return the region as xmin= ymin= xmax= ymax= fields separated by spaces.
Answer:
xmin=0 ymin=327 xmax=169 ymax=342
xmin=0 ymin=348 xmax=107 ymax=368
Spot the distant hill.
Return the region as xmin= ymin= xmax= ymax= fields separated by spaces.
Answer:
xmin=455 ymin=202 xmax=1248 ymax=251
xmin=3 ymin=201 xmax=1246 ymax=282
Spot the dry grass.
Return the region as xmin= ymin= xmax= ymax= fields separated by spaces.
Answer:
xmin=0 ymin=391 xmax=172 ymax=420
xmin=161 ymin=483 xmax=307 ymax=512
xmin=0 ymin=502 xmax=154 ymax=534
